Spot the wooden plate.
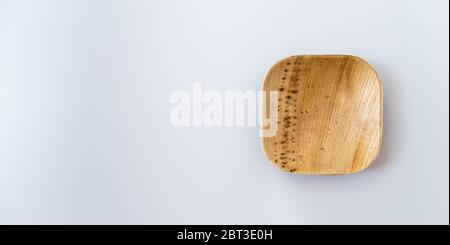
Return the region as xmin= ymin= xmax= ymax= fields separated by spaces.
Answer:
xmin=262 ymin=55 xmax=382 ymax=175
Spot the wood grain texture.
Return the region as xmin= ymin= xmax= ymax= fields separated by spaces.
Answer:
xmin=262 ymin=55 xmax=382 ymax=175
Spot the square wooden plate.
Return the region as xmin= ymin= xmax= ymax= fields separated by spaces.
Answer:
xmin=262 ymin=55 xmax=382 ymax=175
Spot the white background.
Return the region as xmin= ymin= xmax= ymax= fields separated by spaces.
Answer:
xmin=0 ymin=0 xmax=448 ymax=224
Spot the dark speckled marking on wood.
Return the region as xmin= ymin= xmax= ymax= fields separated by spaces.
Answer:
xmin=270 ymin=57 xmax=303 ymax=170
